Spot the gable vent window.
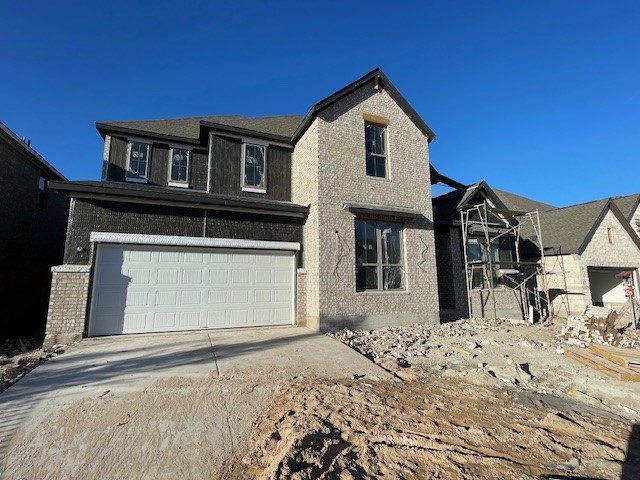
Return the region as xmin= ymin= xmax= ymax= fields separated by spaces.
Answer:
xmin=169 ymin=147 xmax=190 ymax=187
xmin=126 ymin=141 xmax=151 ymax=182
xmin=365 ymin=122 xmax=387 ymax=178
xmin=37 ymin=176 xmax=47 ymax=208
xmin=242 ymin=143 xmax=266 ymax=193
xmin=607 ymin=227 xmax=614 ymax=244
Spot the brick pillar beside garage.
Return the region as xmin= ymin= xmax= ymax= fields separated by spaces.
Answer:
xmin=43 ymin=265 xmax=91 ymax=348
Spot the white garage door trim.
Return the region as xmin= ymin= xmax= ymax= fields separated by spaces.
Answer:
xmin=88 ymin=235 xmax=299 ymax=337
xmin=90 ymin=232 xmax=300 ymax=251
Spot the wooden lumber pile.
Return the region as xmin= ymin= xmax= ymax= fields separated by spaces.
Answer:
xmin=565 ymin=344 xmax=640 ymax=382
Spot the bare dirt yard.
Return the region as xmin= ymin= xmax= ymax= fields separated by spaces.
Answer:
xmin=2 ymin=319 xmax=640 ymax=479
xmin=228 ymin=318 xmax=640 ymax=479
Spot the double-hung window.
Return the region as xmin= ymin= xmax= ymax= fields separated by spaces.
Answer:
xmin=242 ymin=143 xmax=266 ymax=192
xmin=169 ymin=147 xmax=190 ymax=187
xmin=126 ymin=141 xmax=151 ymax=182
xmin=355 ymin=220 xmax=405 ymax=292
xmin=365 ymin=122 xmax=387 ymax=178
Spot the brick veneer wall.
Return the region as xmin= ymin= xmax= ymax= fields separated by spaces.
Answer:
xmin=43 ymin=265 xmax=91 ymax=348
xmin=544 ymin=209 xmax=640 ymax=318
xmin=293 ymin=80 xmax=440 ymax=330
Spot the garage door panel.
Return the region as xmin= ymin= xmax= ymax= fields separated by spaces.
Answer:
xmin=90 ymin=244 xmax=295 ymax=336
xmin=182 ymin=269 xmax=203 ymax=284
xmin=157 ymin=269 xmax=179 ymax=285
xmin=209 ymin=270 xmax=228 ymax=284
xmin=231 ymin=270 xmax=250 ymax=284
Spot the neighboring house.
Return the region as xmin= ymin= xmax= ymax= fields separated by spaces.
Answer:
xmin=612 ymin=194 xmax=640 ymax=239
xmin=0 ymin=122 xmax=69 ymax=338
xmin=432 ymin=176 xmax=640 ymax=324
xmin=432 ymin=180 xmax=554 ymax=321
xmin=539 ymin=198 xmax=640 ymax=321
xmin=43 ymin=68 xmax=440 ymax=347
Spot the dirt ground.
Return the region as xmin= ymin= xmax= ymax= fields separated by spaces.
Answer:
xmin=3 ymin=319 xmax=640 ymax=479
xmin=229 ymin=376 xmax=638 ymax=479
xmin=228 ymin=318 xmax=640 ymax=479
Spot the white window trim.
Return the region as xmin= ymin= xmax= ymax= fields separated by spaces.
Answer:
xmin=241 ymin=142 xmax=267 ymax=193
xmin=167 ymin=145 xmax=191 ymax=188
xmin=364 ymin=122 xmax=390 ymax=180
xmin=125 ymin=139 xmax=152 ymax=183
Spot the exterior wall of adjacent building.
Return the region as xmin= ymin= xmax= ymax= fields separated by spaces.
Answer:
xmin=434 ymin=225 xmax=468 ymax=320
xmin=0 ymin=128 xmax=69 ymax=337
xmin=297 ymin=81 xmax=440 ymax=330
xmin=630 ymin=203 xmax=640 ymax=238
xmin=545 ymin=209 xmax=640 ymax=318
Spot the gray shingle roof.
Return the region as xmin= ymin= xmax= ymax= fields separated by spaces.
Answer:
xmin=535 ymin=199 xmax=609 ymax=254
xmin=98 ymin=115 xmax=304 ymax=141
xmin=612 ymin=193 xmax=640 ymax=222
xmin=493 ymin=189 xmax=556 ymax=213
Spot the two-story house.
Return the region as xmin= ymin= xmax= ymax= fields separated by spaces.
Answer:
xmin=0 ymin=122 xmax=69 ymax=338
xmin=43 ymin=68 xmax=440 ymax=347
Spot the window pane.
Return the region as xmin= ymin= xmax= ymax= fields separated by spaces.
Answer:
xmin=380 ymin=223 xmax=401 ymax=264
xmin=171 ymin=149 xmax=188 ymax=182
xmin=244 ymin=145 xmax=265 ymax=187
xmin=467 ymin=240 xmax=482 ymax=262
xmin=365 ymin=124 xmax=385 ymax=155
xmin=383 ymin=267 xmax=404 ymax=290
xmin=366 ymin=155 xmax=376 ymax=176
xmin=365 ymin=221 xmax=378 ymax=263
xmin=129 ymin=142 xmax=148 ymax=178
xmin=355 ymin=221 xmax=366 ymax=264
xmin=356 ymin=266 xmax=379 ymax=291
xmin=375 ymin=156 xmax=386 ymax=177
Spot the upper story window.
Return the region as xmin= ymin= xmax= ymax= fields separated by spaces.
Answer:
xmin=355 ymin=219 xmax=405 ymax=292
xmin=169 ymin=147 xmax=190 ymax=187
xmin=37 ymin=176 xmax=47 ymax=208
xmin=365 ymin=122 xmax=387 ymax=178
xmin=126 ymin=141 xmax=151 ymax=182
xmin=242 ymin=143 xmax=266 ymax=192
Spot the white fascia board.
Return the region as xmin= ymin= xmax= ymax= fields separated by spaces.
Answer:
xmin=89 ymin=232 xmax=301 ymax=251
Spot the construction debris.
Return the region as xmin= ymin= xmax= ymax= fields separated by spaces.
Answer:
xmin=557 ymin=306 xmax=640 ymax=348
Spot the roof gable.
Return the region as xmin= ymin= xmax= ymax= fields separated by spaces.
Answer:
xmin=292 ymin=68 xmax=436 ymax=143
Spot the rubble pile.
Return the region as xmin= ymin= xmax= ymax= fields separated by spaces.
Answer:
xmin=557 ymin=315 xmax=640 ymax=348
xmin=329 ymin=317 xmax=537 ymax=364
xmin=0 ymin=338 xmax=63 ymax=394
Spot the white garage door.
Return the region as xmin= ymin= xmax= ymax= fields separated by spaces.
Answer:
xmin=89 ymin=244 xmax=295 ymax=336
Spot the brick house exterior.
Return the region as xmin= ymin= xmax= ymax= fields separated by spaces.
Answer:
xmin=431 ymin=177 xmax=640 ymax=323
xmin=0 ymin=122 xmax=69 ymax=338
xmin=44 ymin=68 xmax=441 ymax=346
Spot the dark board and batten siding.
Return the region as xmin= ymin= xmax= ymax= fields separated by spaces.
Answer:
xmin=66 ymin=199 xmax=304 ymax=265
xmin=107 ymin=137 xmax=208 ymax=191
xmin=209 ymin=134 xmax=292 ymax=202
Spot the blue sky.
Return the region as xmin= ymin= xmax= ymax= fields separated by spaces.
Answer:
xmin=2 ymin=1 xmax=639 ymax=207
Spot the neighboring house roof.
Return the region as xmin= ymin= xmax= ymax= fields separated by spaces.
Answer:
xmin=493 ymin=189 xmax=555 ymax=213
xmin=429 ymin=164 xmax=466 ymax=189
xmin=537 ymin=198 xmax=640 ymax=254
xmin=96 ymin=115 xmax=303 ymax=144
xmin=432 ymin=180 xmax=509 ymax=223
xmin=612 ymin=193 xmax=640 ymax=222
xmin=0 ymin=121 xmax=67 ymax=181
xmin=95 ymin=67 xmax=436 ymax=146
xmin=49 ymin=180 xmax=309 ymax=218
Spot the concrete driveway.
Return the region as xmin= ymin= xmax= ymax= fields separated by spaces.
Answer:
xmin=0 ymin=327 xmax=390 ymax=479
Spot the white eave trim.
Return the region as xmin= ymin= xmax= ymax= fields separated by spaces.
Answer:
xmin=89 ymin=232 xmax=301 ymax=251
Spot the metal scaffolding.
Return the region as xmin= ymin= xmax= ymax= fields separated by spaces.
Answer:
xmin=460 ymin=201 xmax=557 ymax=322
